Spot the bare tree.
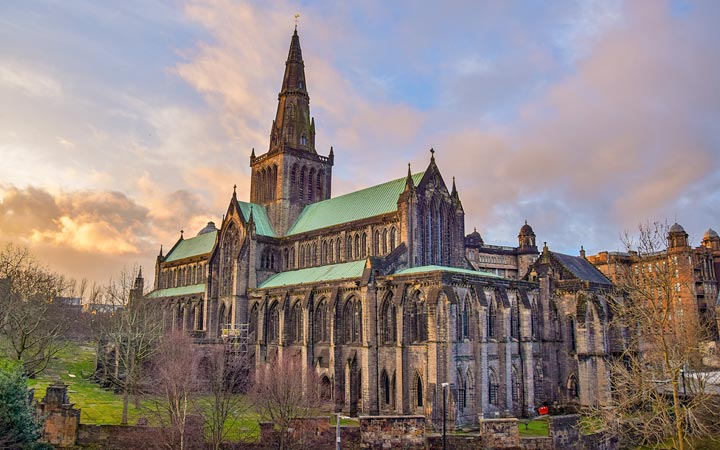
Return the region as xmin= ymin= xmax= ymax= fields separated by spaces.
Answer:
xmin=147 ymin=331 xmax=203 ymax=450
xmin=584 ymin=222 xmax=720 ymax=449
xmin=0 ymin=243 xmax=71 ymax=377
xmin=98 ymin=268 xmax=163 ymax=425
xmin=250 ymin=353 xmax=320 ymax=450
xmin=196 ymin=342 xmax=253 ymax=450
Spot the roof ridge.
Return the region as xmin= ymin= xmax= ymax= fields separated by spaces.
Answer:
xmin=286 ymin=171 xmax=425 ymax=235
xmin=312 ymin=171 xmax=425 ymax=206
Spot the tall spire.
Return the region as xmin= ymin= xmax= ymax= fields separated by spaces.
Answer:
xmin=269 ymin=28 xmax=314 ymax=154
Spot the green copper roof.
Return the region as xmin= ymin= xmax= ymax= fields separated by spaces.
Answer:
xmin=147 ymin=283 xmax=205 ymax=298
xmin=287 ymin=172 xmax=425 ymax=236
xmin=394 ymin=265 xmax=504 ymax=279
xmin=238 ymin=201 xmax=277 ymax=237
xmin=258 ymin=260 xmax=367 ymax=289
xmin=164 ymin=231 xmax=217 ymax=263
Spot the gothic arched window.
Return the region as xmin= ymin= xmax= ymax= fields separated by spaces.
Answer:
xmin=510 ymin=297 xmax=520 ymax=339
xmin=290 ymin=302 xmax=303 ymax=343
xmin=381 ymin=295 xmax=396 ymax=344
xmin=381 ymin=370 xmax=391 ymax=405
xmin=361 ymin=233 xmax=367 ymax=258
xmin=390 ymin=227 xmax=397 ymax=250
xmin=531 ymin=299 xmax=539 ymax=339
xmin=488 ymin=299 xmax=497 ymax=339
xmin=458 ymin=370 xmax=467 ymax=410
xmin=489 ymin=369 xmax=499 ymax=406
xmin=568 ymin=316 xmax=577 ymax=353
xmin=267 ymin=302 xmax=280 ymax=344
xmin=299 ymin=166 xmax=306 ymax=201
xmin=343 ymin=297 xmax=362 ymax=344
xmin=354 ymin=234 xmax=360 ymax=258
xmin=407 ymin=292 xmax=427 ymax=343
xmin=308 ymin=168 xmax=315 ymax=202
xmin=300 ymin=133 xmax=307 ymax=146
xmin=534 ymin=363 xmax=544 ymax=402
xmin=373 ymin=230 xmax=380 ymax=255
xmin=314 ymin=299 xmax=328 ymax=343
xmin=249 ymin=304 xmax=258 ymax=343
xmin=316 ymin=170 xmax=323 ymax=199
xmin=414 ymin=372 xmax=424 ymax=408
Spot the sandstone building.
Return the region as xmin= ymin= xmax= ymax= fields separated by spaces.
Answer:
xmin=587 ymin=224 xmax=720 ymax=340
xmin=147 ymin=28 xmax=623 ymax=424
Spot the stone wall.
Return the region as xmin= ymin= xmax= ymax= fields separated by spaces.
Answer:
xmin=482 ymin=418 xmax=521 ymax=449
xmin=520 ymin=436 xmax=554 ymax=450
xmin=359 ymin=415 xmax=426 ymax=450
xmin=77 ymin=424 xmax=161 ymax=450
xmin=257 ymin=418 xmax=361 ymax=450
xmin=549 ymin=415 xmax=582 ymax=450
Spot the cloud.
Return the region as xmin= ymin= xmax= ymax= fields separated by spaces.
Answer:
xmin=435 ymin=1 xmax=720 ymax=251
xmin=0 ymin=63 xmax=62 ymax=98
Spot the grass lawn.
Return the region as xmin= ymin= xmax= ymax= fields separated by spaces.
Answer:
xmin=25 ymin=342 xmax=150 ymax=425
xmin=16 ymin=341 xmax=361 ymax=442
xmin=518 ymin=418 xmax=549 ymax=437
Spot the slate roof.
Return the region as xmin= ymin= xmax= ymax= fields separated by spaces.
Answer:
xmin=394 ymin=265 xmax=504 ymax=279
xmin=147 ymin=283 xmax=205 ymax=298
xmin=552 ymin=252 xmax=612 ymax=285
xmin=238 ymin=201 xmax=277 ymax=237
xmin=286 ymin=172 xmax=425 ymax=236
xmin=164 ymin=231 xmax=217 ymax=263
xmin=258 ymin=260 xmax=367 ymax=289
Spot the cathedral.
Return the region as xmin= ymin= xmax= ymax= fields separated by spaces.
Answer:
xmin=147 ymin=28 xmax=623 ymax=424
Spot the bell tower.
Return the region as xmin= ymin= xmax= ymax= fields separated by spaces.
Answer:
xmin=250 ymin=27 xmax=333 ymax=236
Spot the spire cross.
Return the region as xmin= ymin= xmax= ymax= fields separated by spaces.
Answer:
xmin=233 ymin=184 xmax=237 ymax=194
xmin=294 ymin=13 xmax=300 ymax=27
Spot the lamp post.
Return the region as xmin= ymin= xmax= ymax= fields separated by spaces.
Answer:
xmin=336 ymin=414 xmax=350 ymax=450
xmin=441 ymin=382 xmax=449 ymax=450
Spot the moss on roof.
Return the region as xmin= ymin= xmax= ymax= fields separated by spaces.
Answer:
xmin=164 ymin=231 xmax=217 ymax=263
xmin=147 ymin=283 xmax=205 ymax=298
xmin=286 ymin=172 xmax=425 ymax=236
xmin=394 ymin=265 xmax=504 ymax=279
xmin=258 ymin=260 xmax=367 ymax=289
xmin=238 ymin=201 xmax=276 ymax=237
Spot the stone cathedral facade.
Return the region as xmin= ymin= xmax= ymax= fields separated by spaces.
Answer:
xmin=147 ymin=28 xmax=621 ymax=424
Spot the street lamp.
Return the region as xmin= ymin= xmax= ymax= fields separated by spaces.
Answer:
xmin=441 ymin=382 xmax=449 ymax=450
xmin=336 ymin=413 xmax=350 ymax=450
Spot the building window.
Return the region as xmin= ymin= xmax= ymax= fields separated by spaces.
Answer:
xmin=343 ymin=297 xmax=362 ymax=344
xmin=568 ymin=316 xmax=576 ymax=353
xmin=300 ymin=133 xmax=307 ymax=145
xmin=510 ymin=298 xmax=520 ymax=339
xmin=408 ymin=293 xmax=427 ymax=343
xmin=531 ymin=300 xmax=539 ymax=339
xmin=458 ymin=370 xmax=467 ymax=410
xmin=489 ymin=369 xmax=499 ymax=406
xmin=267 ymin=302 xmax=280 ymax=344
xmin=314 ymin=299 xmax=328 ymax=343
xmin=488 ymin=299 xmax=497 ymax=339
xmin=249 ymin=304 xmax=258 ymax=343
xmin=381 ymin=295 xmax=396 ymax=344
xmin=413 ymin=372 xmax=423 ymax=408
xmin=290 ymin=302 xmax=303 ymax=343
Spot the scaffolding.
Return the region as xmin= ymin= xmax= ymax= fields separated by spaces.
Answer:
xmin=222 ymin=322 xmax=249 ymax=356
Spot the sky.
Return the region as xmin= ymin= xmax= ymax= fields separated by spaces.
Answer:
xmin=1 ymin=0 xmax=719 ymax=289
